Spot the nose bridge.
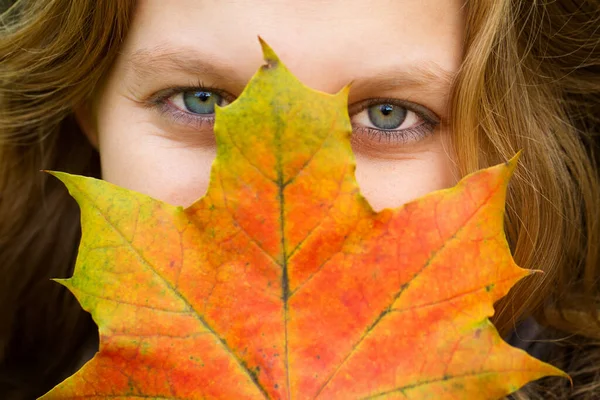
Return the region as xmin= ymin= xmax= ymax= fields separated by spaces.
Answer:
xmin=274 ymin=44 xmax=352 ymax=95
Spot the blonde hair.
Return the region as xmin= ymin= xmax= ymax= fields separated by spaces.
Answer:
xmin=1 ymin=0 xmax=598 ymax=398
xmin=454 ymin=0 xmax=600 ymax=397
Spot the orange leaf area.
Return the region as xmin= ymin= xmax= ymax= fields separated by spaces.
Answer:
xmin=42 ymin=41 xmax=565 ymax=399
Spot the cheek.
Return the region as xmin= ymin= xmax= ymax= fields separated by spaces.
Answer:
xmin=147 ymin=148 xmax=216 ymax=207
xmin=354 ymin=150 xmax=457 ymax=211
xmin=98 ymin=126 xmax=217 ymax=207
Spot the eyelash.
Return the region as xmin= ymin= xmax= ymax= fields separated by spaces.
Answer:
xmin=146 ymin=85 xmax=440 ymax=143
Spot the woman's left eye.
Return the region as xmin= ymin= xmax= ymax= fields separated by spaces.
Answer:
xmin=350 ymin=100 xmax=439 ymax=144
xmin=168 ymin=90 xmax=231 ymax=115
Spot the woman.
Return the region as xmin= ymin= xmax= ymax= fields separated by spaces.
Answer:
xmin=1 ymin=0 xmax=599 ymax=398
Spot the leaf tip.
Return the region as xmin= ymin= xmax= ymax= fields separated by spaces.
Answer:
xmin=505 ymin=150 xmax=523 ymax=174
xmin=44 ymin=169 xmax=62 ymax=179
xmin=52 ymin=277 xmax=73 ymax=290
xmin=542 ymin=360 xmax=571 ymax=383
xmin=527 ymin=268 xmax=545 ymax=277
xmin=258 ymin=36 xmax=279 ymax=69
xmin=338 ymin=83 xmax=352 ymax=101
xmin=45 ymin=170 xmax=75 ymax=188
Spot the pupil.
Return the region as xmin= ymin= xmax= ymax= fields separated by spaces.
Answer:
xmin=379 ymin=104 xmax=394 ymax=116
xmin=196 ymin=92 xmax=211 ymax=102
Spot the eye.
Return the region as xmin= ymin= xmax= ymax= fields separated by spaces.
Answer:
xmin=350 ymin=100 xmax=439 ymax=144
xmin=168 ymin=90 xmax=230 ymax=115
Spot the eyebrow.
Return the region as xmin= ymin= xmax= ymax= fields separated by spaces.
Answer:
xmin=348 ymin=62 xmax=457 ymax=97
xmin=127 ymin=47 xmax=247 ymax=91
xmin=127 ymin=46 xmax=456 ymax=96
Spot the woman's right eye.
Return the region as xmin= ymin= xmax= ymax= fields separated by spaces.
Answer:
xmin=168 ymin=90 xmax=231 ymax=115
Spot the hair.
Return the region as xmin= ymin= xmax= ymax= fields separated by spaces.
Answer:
xmin=1 ymin=0 xmax=598 ymax=398
xmin=454 ymin=0 xmax=600 ymax=397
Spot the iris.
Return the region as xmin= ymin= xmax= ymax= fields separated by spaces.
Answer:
xmin=367 ymin=104 xmax=406 ymax=130
xmin=183 ymin=91 xmax=223 ymax=114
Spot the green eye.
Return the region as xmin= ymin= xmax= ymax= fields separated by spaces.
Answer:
xmin=182 ymin=91 xmax=223 ymax=114
xmin=367 ymin=104 xmax=407 ymax=130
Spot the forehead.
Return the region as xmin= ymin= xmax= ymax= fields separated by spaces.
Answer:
xmin=121 ymin=0 xmax=465 ymax=93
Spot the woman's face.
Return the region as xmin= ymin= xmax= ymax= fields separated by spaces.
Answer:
xmin=85 ymin=0 xmax=464 ymax=210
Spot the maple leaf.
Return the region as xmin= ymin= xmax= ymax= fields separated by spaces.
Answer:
xmin=41 ymin=40 xmax=565 ymax=399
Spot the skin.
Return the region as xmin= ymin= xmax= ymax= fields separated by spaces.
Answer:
xmin=80 ymin=0 xmax=464 ymax=210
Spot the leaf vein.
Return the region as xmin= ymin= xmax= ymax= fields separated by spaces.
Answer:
xmin=70 ymin=180 xmax=270 ymax=399
xmin=315 ymin=178 xmax=501 ymax=397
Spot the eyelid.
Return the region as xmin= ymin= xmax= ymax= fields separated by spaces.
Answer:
xmin=348 ymin=98 xmax=440 ymax=125
xmin=143 ymin=84 xmax=236 ymax=108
